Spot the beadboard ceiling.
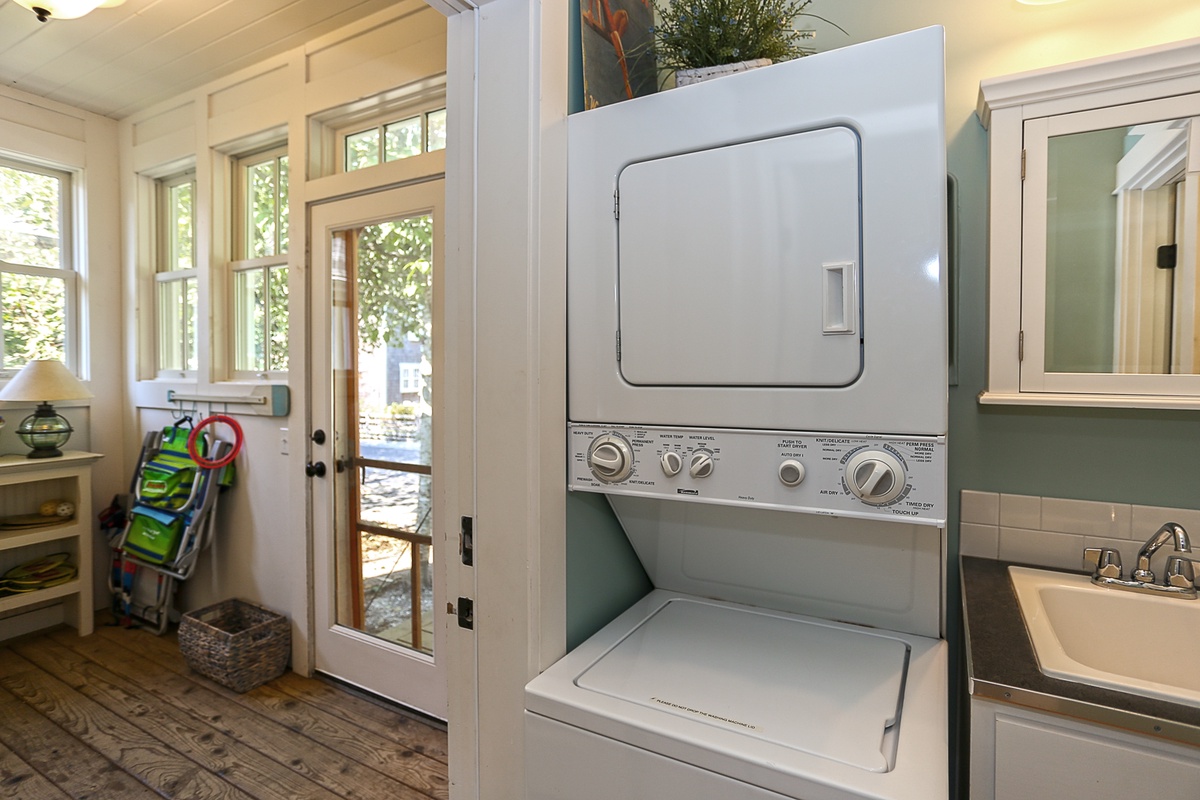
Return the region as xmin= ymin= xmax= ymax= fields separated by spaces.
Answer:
xmin=0 ymin=0 xmax=401 ymax=119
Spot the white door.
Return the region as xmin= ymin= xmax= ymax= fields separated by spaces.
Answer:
xmin=309 ymin=180 xmax=449 ymax=718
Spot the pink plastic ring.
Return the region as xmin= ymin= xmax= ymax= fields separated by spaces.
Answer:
xmin=187 ymin=414 xmax=244 ymax=469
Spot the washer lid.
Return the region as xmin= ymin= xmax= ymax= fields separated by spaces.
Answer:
xmin=575 ymin=597 xmax=908 ymax=773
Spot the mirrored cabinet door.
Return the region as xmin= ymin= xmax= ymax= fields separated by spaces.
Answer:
xmin=979 ymin=36 xmax=1200 ymax=408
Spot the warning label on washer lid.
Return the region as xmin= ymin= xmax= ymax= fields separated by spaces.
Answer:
xmin=650 ymin=696 xmax=759 ymax=731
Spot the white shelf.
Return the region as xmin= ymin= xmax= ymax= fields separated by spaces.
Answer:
xmin=0 ymin=452 xmax=101 ymax=640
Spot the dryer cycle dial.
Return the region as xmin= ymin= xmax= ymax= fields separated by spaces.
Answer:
xmin=844 ymin=449 xmax=906 ymax=505
xmin=587 ymin=433 xmax=635 ymax=483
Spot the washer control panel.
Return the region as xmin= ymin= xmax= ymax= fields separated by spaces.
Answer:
xmin=569 ymin=424 xmax=946 ymax=524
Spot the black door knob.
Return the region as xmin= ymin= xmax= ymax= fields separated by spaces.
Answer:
xmin=311 ymin=430 xmax=326 ymax=445
xmin=305 ymin=461 xmax=327 ymax=478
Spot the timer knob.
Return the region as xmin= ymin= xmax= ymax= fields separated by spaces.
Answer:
xmin=778 ymin=459 xmax=806 ymax=487
xmin=587 ymin=434 xmax=634 ymax=483
xmin=660 ymin=451 xmax=683 ymax=477
xmin=844 ymin=449 xmax=906 ymax=505
xmin=689 ymin=449 xmax=715 ymax=479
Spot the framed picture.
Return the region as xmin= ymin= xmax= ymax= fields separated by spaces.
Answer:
xmin=580 ymin=0 xmax=657 ymax=108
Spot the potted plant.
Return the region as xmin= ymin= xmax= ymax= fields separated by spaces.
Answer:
xmin=652 ymin=0 xmax=845 ymax=86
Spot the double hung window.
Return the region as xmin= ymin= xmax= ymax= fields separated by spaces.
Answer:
xmin=232 ymin=147 xmax=289 ymax=377
xmin=0 ymin=158 xmax=76 ymax=375
xmin=156 ymin=171 xmax=197 ymax=375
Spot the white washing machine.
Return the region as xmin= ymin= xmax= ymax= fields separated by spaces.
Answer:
xmin=530 ymin=26 xmax=949 ymax=800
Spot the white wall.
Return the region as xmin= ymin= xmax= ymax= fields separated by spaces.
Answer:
xmin=0 ymin=84 xmax=125 ymax=615
xmin=117 ymin=0 xmax=447 ymax=672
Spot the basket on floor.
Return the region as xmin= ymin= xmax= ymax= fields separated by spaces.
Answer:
xmin=178 ymin=598 xmax=290 ymax=692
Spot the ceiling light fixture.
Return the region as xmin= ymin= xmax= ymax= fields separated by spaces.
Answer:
xmin=14 ymin=0 xmax=126 ymax=23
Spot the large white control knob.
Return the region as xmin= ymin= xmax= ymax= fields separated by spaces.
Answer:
xmin=778 ymin=459 xmax=806 ymax=487
xmin=660 ymin=451 xmax=683 ymax=477
xmin=588 ymin=434 xmax=634 ymax=483
xmin=689 ymin=449 xmax=715 ymax=479
xmin=844 ymin=449 xmax=906 ymax=505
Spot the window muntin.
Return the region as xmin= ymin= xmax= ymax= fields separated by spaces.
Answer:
xmin=232 ymin=147 xmax=289 ymax=376
xmin=0 ymin=159 xmax=76 ymax=373
xmin=343 ymin=107 xmax=446 ymax=173
xmin=156 ymin=171 xmax=197 ymax=375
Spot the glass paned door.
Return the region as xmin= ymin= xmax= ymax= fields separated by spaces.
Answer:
xmin=335 ymin=215 xmax=435 ymax=654
xmin=310 ymin=181 xmax=446 ymax=718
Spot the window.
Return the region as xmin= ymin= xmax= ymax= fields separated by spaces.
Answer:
xmin=0 ymin=158 xmax=76 ymax=374
xmin=344 ymin=108 xmax=446 ymax=173
xmin=156 ymin=171 xmax=197 ymax=374
xmin=232 ymin=146 xmax=289 ymax=376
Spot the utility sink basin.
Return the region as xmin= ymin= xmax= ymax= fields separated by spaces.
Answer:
xmin=1008 ymin=566 xmax=1200 ymax=708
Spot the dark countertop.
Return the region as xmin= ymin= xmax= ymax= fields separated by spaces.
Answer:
xmin=960 ymin=555 xmax=1200 ymax=746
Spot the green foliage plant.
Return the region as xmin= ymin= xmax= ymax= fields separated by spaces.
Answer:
xmin=652 ymin=0 xmax=844 ymax=72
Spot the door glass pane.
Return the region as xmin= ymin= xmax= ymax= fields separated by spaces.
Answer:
xmin=333 ymin=212 xmax=434 ymax=655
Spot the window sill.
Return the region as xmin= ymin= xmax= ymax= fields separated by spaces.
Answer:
xmin=978 ymin=391 xmax=1200 ymax=411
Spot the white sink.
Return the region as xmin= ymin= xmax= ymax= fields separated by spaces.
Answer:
xmin=1008 ymin=566 xmax=1200 ymax=708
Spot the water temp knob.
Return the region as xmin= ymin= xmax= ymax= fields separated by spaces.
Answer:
xmin=778 ymin=459 xmax=806 ymax=487
xmin=689 ymin=449 xmax=715 ymax=479
xmin=587 ymin=434 xmax=634 ymax=483
xmin=844 ymin=449 xmax=906 ymax=505
xmin=660 ymin=450 xmax=683 ymax=477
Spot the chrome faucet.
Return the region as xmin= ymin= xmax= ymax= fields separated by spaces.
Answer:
xmin=1132 ymin=522 xmax=1191 ymax=583
xmin=1082 ymin=522 xmax=1197 ymax=599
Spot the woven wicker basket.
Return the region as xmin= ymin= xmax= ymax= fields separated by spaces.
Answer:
xmin=179 ymin=599 xmax=290 ymax=692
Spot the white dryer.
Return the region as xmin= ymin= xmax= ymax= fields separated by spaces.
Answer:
xmin=530 ymin=25 xmax=950 ymax=800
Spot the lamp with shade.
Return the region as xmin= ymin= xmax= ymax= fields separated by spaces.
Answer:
xmin=0 ymin=360 xmax=92 ymax=458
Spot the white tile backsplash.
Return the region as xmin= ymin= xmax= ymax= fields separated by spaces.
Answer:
xmin=1131 ymin=505 xmax=1200 ymax=542
xmin=960 ymin=491 xmax=999 ymax=525
xmin=1040 ymin=497 xmax=1131 ymax=539
xmin=960 ymin=523 xmax=999 ymax=558
xmin=998 ymin=527 xmax=1083 ymax=571
xmin=961 ymin=489 xmax=1200 ymax=572
xmin=999 ymin=493 xmax=1041 ymax=529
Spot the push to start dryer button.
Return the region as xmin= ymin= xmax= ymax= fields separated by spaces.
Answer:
xmin=778 ymin=459 xmax=806 ymax=486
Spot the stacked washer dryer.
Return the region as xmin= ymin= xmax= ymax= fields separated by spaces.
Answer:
xmin=526 ymin=27 xmax=949 ymax=800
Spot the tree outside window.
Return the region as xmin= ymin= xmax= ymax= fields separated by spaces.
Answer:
xmin=233 ymin=147 xmax=289 ymax=376
xmin=0 ymin=159 xmax=74 ymax=374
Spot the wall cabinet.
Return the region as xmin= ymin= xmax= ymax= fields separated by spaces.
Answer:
xmin=970 ymin=699 xmax=1200 ymax=799
xmin=978 ymin=37 xmax=1200 ymax=409
xmin=0 ymin=451 xmax=102 ymax=640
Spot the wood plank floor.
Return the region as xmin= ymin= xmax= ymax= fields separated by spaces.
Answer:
xmin=0 ymin=616 xmax=449 ymax=799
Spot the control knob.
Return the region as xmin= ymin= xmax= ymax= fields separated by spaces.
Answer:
xmin=844 ymin=449 xmax=906 ymax=505
xmin=660 ymin=450 xmax=683 ymax=477
xmin=587 ymin=433 xmax=634 ymax=483
xmin=689 ymin=449 xmax=715 ymax=479
xmin=778 ymin=459 xmax=806 ymax=487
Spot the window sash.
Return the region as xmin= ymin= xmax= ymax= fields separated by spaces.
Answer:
xmin=342 ymin=106 xmax=447 ymax=173
xmin=230 ymin=256 xmax=288 ymax=378
xmin=0 ymin=158 xmax=76 ymax=376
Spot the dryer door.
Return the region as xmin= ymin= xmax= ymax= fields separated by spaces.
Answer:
xmin=617 ymin=126 xmax=862 ymax=388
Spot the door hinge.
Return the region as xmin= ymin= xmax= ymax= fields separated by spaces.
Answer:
xmin=460 ymin=516 xmax=474 ymax=567
xmin=1020 ymin=149 xmax=1026 ymax=181
xmin=615 ymin=330 xmax=622 ymax=362
xmin=454 ymin=597 xmax=473 ymax=630
xmin=613 ymin=188 xmax=619 ymax=220
xmin=1018 ymin=330 xmax=1024 ymax=362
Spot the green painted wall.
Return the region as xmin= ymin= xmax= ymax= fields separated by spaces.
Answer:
xmin=566 ymin=491 xmax=652 ymax=649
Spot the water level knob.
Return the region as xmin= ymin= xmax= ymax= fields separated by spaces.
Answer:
xmin=689 ymin=449 xmax=715 ymax=479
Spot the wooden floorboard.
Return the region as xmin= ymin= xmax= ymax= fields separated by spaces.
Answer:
xmin=0 ymin=618 xmax=449 ymax=800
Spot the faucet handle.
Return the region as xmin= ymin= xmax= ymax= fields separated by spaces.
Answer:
xmin=1084 ymin=547 xmax=1122 ymax=579
xmin=1165 ymin=555 xmax=1196 ymax=589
